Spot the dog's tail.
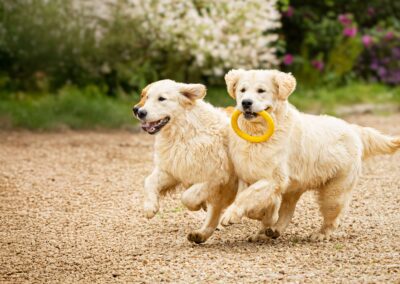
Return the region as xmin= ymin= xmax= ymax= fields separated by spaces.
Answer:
xmin=354 ymin=125 xmax=400 ymax=159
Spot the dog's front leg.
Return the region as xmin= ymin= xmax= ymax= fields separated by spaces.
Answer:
xmin=220 ymin=179 xmax=281 ymax=227
xmin=181 ymin=182 xmax=209 ymax=211
xmin=143 ymin=167 xmax=177 ymax=219
xmin=187 ymin=202 xmax=224 ymax=244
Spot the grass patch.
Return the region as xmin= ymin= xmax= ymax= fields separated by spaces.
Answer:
xmin=290 ymin=83 xmax=400 ymax=114
xmin=0 ymin=86 xmax=135 ymax=130
xmin=206 ymin=86 xmax=236 ymax=107
xmin=1 ymin=83 xmax=399 ymax=130
xmin=206 ymin=83 xmax=400 ymax=114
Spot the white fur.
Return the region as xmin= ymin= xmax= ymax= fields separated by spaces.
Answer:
xmin=221 ymin=69 xmax=400 ymax=241
xmin=135 ymin=79 xmax=237 ymax=243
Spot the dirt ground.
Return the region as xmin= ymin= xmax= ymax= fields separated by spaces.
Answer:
xmin=1 ymin=114 xmax=399 ymax=283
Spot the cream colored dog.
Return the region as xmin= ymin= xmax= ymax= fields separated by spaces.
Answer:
xmin=221 ymin=69 xmax=400 ymax=241
xmin=133 ymin=79 xmax=237 ymax=243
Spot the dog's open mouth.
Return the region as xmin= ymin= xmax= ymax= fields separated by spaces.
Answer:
xmin=141 ymin=117 xmax=170 ymax=134
xmin=243 ymin=112 xmax=258 ymax=120
xmin=243 ymin=106 xmax=271 ymax=120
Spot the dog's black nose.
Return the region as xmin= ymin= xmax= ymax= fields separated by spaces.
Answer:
xmin=137 ymin=109 xmax=147 ymax=119
xmin=242 ymin=99 xmax=253 ymax=109
xmin=132 ymin=106 xmax=139 ymax=116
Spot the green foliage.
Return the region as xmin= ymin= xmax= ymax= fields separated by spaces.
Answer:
xmin=281 ymin=0 xmax=400 ymax=86
xmin=327 ymin=38 xmax=363 ymax=76
xmin=357 ymin=28 xmax=400 ymax=85
xmin=0 ymin=86 xmax=135 ymax=130
xmin=86 ymin=4 xmax=158 ymax=94
xmin=0 ymin=0 xmax=399 ymax=115
xmin=0 ymin=0 xmax=158 ymax=94
xmin=278 ymin=0 xmax=290 ymax=11
xmin=0 ymin=0 xmax=97 ymax=91
xmin=0 ymin=0 xmax=281 ymax=94
xmin=205 ymin=87 xmax=235 ymax=107
xmin=2 ymin=83 xmax=398 ymax=130
xmin=289 ymin=83 xmax=400 ymax=114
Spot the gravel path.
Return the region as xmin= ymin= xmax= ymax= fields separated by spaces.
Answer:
xmin=1 ymin=114 xmax=399 ymax=283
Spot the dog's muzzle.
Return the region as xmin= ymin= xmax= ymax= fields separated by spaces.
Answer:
xmin=141 ymin=117 xmax=170 ymax=135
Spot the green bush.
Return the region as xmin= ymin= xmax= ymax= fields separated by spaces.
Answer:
xmin=280 ymin=0 xmax=400 ymax=86
xmin=0 ymin=0 xmax=157 ymax=94
xmin=0 ymin=0 xmax=96 ymax=91
xmin=0 ymin=0 xmax=281 ymax=94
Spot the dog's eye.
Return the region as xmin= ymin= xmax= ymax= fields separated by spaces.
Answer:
xmin=257 ymin=89 xmax=265 ymax=93
xmin=240 ymin=88 xmax=246 ymax=93
xmin=158 ymin=96 xmax=166 ymax=101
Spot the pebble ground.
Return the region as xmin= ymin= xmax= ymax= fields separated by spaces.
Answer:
xmin=1 ymin=114 xmax=399 ymax=283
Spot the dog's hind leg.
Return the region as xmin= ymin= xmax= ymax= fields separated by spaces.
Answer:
xmin=248 ymin=201 xmax=282 ymax=242
xmin=310 ymin=169 xmax=359 ymax=241
xmin=266 ymin=191 xmax=302 ymax=239
xmin=187 ymin=202 xmax=224 ymax=244
xmin=181 ymin=182 xmax=209 ymax=211
xmin=221 ymin=179 xmax=281 ymax=227
xmin=187 ymin=179 xmax=237 ymax=244
xmin=248 ymin=190 xmax=282 ymax=242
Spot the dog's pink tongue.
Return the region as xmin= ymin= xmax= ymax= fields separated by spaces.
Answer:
xmin=141 ymin=122 xmax=149 ymax=130
xmin=141 ymin=121 xmax=157 ymax=132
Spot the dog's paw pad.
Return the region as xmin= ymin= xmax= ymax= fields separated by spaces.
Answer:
xmin=187 ymin=232 xmax=207 ymax=244
xmin=265 ymin=228 xmax=280 ymax=239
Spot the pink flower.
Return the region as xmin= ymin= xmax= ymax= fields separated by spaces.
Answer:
xmin=362 ymin=35 xmax=373 ymax=47
xmin=338 ymin=14 xmax=352 ymax=26
xmin=283 ymin=54 xmax=294 ymax=65
xmin=283 ymin=6 xmax=294 ymax=18
xmin=343 ymin=26 xmax=357 ymax=37
xmin=311 ymin=60 xmax=324 ymax=71
xmin=385 ymin=32 xmax=394 ymax=40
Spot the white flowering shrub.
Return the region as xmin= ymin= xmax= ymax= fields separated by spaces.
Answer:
xmin=1 ymin=0 xmax=281 ymax=92
xmin=130 ymin=0 xmax=281 ymax=77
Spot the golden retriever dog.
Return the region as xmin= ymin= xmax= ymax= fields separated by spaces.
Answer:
xmin=133 ymin=79 xmax=237 ymax=243
xmin=220 ymin=69 xmax=400 ymax=241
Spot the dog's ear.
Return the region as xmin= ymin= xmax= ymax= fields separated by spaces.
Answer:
xmin=225 ymin=69 xmax=244 ymax=99
xmin=273 ymin=71 xmax=296 ymax=100
xmin=179 ymin=83 xmax=207 ymax=101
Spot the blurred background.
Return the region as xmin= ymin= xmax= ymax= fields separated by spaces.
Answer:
xmin=0 ymin=0 xmax=399 ymax=130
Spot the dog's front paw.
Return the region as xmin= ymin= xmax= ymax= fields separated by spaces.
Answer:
xmin=187 ymin=231 xmax=207 ymax=244
xmin=265 ymin=228 xmax=281 ymax=239
xmin=143 ymin=201 xmax=159 ymax=219
xmin=220 ymin=206 xmax=242 ymax=226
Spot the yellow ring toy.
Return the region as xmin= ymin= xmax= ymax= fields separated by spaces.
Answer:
xmin=231 ymin=109 xmax=275 ymax=143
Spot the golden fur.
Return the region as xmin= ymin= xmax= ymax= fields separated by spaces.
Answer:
xmin=221 ymin=69 xmax=400 ymax=241
xmin=134 ymin=79 xmax=237 ymax=243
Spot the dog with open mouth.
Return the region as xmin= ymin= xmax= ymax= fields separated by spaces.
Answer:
xmin=220 ymin=69 xmax=400 ymax=242
xmin=133 ymin=79 xmax=238 ymax=243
